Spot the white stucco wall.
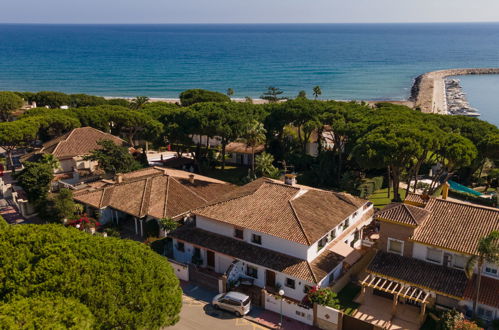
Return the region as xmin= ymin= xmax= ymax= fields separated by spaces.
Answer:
xmin=57 ymin=158 xmax=75 ymax=173
xmin=215 ymin=253 xmax=235 ymax=274
xmin=307 ymin=204 xmax=372 ymax=261
xmin=264 ymin=292 xmax=314 ymax=325
xmin=196 ymin=215 xmax=309 ymax=260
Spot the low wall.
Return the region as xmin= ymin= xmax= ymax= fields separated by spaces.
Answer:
xmin=316 ymin=304 xmax=342 ymax=330
xmin=169 ymin=260 xmax=189 ymax=282
xmin=264 ymin=292 xmax=314 ymax=326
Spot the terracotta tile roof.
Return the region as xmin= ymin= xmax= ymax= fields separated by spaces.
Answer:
xmin=464 ymin=275 xmax=499 ymax=309
xmin=367 ymin=251 xmax=468 ymax=298
xmin=404 ymin=193 xmax=429 ymax=206
xmin=376 ymin=203 xmax=430 ymax=226
xmin=226 ymin=142 xmax=265 ymax=154
xmin=21 ymin=127 xmax=127 ymax=162
xmin=170 ymin=225 xmax=344 ymax=283
xmin=194 ymin=178 xmax=368 ymax=246
xmin=74 ymin=168 xmax=235 ymax=219
xmin=411 ymin=198 xmax=499 ymax=255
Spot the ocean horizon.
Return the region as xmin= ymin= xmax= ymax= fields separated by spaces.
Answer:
xmin=0 ymin=23 xmax=498 ymax=124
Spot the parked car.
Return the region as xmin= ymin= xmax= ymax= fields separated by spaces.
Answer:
xmin=212 ymin=291 xmax=251 ymax=317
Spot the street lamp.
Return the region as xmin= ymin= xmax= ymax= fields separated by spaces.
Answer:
xmin=278 ymin=289 xmax=285 ymax=328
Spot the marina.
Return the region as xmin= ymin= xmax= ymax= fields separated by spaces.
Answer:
xmin=444 ymin=78 xmax=480 ymax=117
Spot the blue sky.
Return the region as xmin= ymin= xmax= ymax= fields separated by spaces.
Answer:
xmin=1 ymin=0 xmax=498 ymax=24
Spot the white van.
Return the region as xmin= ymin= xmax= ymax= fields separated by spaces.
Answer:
xmin=212 ymin=291 xmax=251 ymax=317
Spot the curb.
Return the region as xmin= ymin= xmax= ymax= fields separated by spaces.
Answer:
xmin=243 ymin=316 xmax=277 ymax=329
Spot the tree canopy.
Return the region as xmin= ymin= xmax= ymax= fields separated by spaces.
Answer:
xmin=85 ymin=139 xmax=141 ymax=175
xmin=0 ymin=224 xmax=182 ymax=329
xmin=15 ymin=161 xmax=54 ymax=202
xmin=0 ymin=91 xmax=24 ymax=121
xmin=0 ymin=297 xmax=95 ymax=330
xmin=179 ymin=89 xmax=230 ymax=106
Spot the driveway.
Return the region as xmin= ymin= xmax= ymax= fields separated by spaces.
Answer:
xmin=171 ymin=283 xmax=266 ymax=330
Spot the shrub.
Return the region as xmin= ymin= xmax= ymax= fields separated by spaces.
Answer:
xmin=448 ymin=189 xmax=496 ymax=207
xmin=306 ymin=287 xmax=340 ymax=308
xmin=372 ymin=176 xmax=384 ymax=191
xmin=0 ymin=224 xmax=182 ymax=329
xmin=179 ymin=89 xmax=230 ymax=106
xmin=0 ymin=296 xmax=95 ymax=329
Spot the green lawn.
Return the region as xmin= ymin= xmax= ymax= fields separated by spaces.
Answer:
xmin=203 ymin=166 xmax=249 ymax=185
xmin=336 ymin=283 xmax=361 ymax=316
xmin=368 ymin=187 xmax=407 ymax=209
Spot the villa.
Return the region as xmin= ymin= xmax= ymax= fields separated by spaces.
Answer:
xmin=73 ymin=167 xmax=235 ymax=237
xmin=359 ymin=193 xmax=499 ymax=325
xmin=168 ymin=174 xmax=374 ymax=302
xmin=21 ymin=127 xmax=127 ymax=174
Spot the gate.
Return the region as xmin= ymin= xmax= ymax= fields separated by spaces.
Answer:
xmin=188 ymin=265 xmax=220 ymax=292
xmin=342 ymin=314 xmax=375 ymax=330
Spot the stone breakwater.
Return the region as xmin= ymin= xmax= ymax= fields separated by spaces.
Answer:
xmin=410 ymin=68 xmax=499 ymax=114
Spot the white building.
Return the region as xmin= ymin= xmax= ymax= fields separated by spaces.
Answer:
xmin=169 ymin=175 xmax=374 ymax=301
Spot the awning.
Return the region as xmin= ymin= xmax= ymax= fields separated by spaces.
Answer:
xmin=360 ymin=273 xmax=430 ymax=304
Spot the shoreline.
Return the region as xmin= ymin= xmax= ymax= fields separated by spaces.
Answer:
xmin=410 ymin=68 xmax=499 ymax=114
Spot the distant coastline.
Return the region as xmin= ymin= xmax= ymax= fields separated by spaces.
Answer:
xmin=410 ymin=68 xmax=499 ymax=114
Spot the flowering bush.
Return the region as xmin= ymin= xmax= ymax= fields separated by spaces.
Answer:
xmin=67 ymin=215 xmax=100 ymax=231
xmin=306 ymin=287 xmax=340 ymax=308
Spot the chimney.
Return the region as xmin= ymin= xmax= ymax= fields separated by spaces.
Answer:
xmin=116 ymin=173 xmax=124 ymax=184
xmin=188 ymin=174 xmax=195 ymax=184
xmin=441 ymin=182 xmax=450 ymax=200
xmin=284 ymin=174 xmax=297 ymax=186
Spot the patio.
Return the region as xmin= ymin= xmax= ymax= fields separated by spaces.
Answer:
xmin=352 ymin=290 xmax=421 ymax=330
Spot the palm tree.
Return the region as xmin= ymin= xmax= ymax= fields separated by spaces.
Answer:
xmin=465 ymin=231 xmax=499 ymax=317
xmin=255 ymin=152 xmax=280 ymax=179
xmin=130 ymin=96 xmax=149 ymax=110
xmin=243 ymin=120 xmax=266 ymax=175
xmin=313 ymin=86 xmax=322 ymax=100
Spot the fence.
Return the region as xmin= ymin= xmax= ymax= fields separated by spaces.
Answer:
xmin=263 ymin=291 xmax=314 ymax=326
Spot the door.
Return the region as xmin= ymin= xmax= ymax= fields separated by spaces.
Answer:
xmin=265 ymin=270 xmax=276 ymax=288
xmin=207 ymin=250 xmax=215 ymax=268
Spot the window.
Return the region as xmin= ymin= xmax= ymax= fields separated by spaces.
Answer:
xmin=477 ymin=307 xmax=493 ymax=320
xmin=485 ymin=265 xmax=498 ymax=276
xmin=387 ymin=238 xmax=404 ymax=255
xmin=453 ymin=254 xmax=467 ymax=269
xmin=317 ymin=236 xmax=328 ymax=251
xmin=353 ymin=211 xmax=358 ymax=218
xmin=251 ymin=234 xmax=262 ymax=245
xmin=193 ymin=247 xmax=201 ymax=257
xmin=234 ymin=228 xmax=244 ymax=239
xmin=177 ymin=242 xmax=185 ymax=252
xmin=246 ymin=265 xmax=258 ymax=278
xmin=426 ymin=247 xmax=442 ymax=263
xmin=285 ymin=278 xmax=295 ymax=289
xmin=330 ymin=229 xmax=336 ymax=241
xmin=344 ymin=218 xmax=350 ymax=228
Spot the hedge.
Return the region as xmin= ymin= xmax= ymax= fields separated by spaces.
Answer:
xmin=448 ymin=189 xmax=497 ymax=207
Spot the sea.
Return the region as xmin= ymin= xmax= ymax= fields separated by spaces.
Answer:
xmin=0 ymin=23 xmax=498 ymax=125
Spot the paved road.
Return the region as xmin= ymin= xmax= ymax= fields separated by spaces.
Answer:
xmin=171 ymin=293 xmax=266 ymax=330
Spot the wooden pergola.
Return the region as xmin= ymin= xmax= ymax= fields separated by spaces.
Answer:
xmin=359 ymin=273 xmax=430 ymax=324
